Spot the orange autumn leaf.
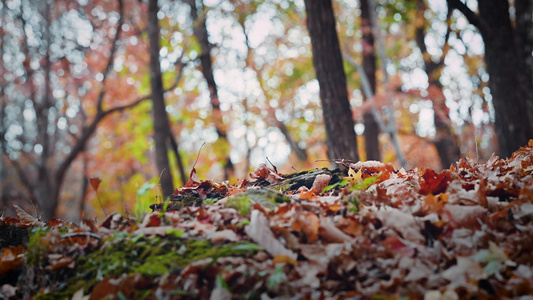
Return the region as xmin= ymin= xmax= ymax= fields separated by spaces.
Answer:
xmin=291 ymin=212 xmax=320 ymax=243
xmin=423 ymin=193 xmax=446 ymax=213
xmin=298 ymin=188 xmax=315 ymax=200
xmin=0 ymin=246 xmax=26 ymax=276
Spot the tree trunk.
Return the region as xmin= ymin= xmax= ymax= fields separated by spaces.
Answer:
xmin=515 ymin=0 xmax=533 ymax=85
xmin=415 ymin=0 xmax=460 ymax=169
xmin=148 ymin=0 xmax=174 ymax=198
xmin=303 ymin=0 xmax=359 ymax=161
xmin=448 ymin=0 xmax=533 ymax=158
xmin=185 ymin=0 xmax=234 ymax=179
xmin=360 ymin=0 xmax=380 ymax=161
xmin=38 ymin=0 xmax=56 ymax=220
xmin=515 ymin=0 xmax=533 ymax=133
xmin=477 ymin=0 xmax=532 ymax=157
xmin=0 ymin=0 xmax=7 ymax=206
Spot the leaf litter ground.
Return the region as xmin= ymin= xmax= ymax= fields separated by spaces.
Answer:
xmin=2 ymin=142 xmax=533 ymax=299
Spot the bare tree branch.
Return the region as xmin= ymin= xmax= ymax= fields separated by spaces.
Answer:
xmin=241 ymin=25 xmax=309 ymax=162
xmin=360 ymin=0 xmax=407 ymax=168
xmin=446 ymin=0 xmax=489 ymax=36
xmin=95 ymin=0 xmax=124 ymax=114
xmin=55 ymin=0 xmax=124 ymax=195
xmin=165 ymin=55 xmax=188 ymax=186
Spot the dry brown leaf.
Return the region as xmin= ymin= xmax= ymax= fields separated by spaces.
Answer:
xmin=245 ymin=210 xmax=297 ymax=260
xmin=374 ymin=208 xmax=425 ymax=243
xmin=312 ymin=174 xmax=331 ymax=193
xmin=319 ymin=218 xmax=353 ymax=243
xmin=210 ymin=229 xmax=239 ymax=243
xmin=13 ymin=205 xmax=44 ymax=227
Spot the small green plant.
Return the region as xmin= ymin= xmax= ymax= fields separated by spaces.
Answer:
xmin=346 ymin=175 xmax=379 ymax=214
xmin=135 ymin=181 xmax=156 ymax=218
xmin=204 ymin=198 xmax=219 ymax=205
xmin=322 ymin=179 xmax=349 ymax=193
xmin=349 ymin=175 xmax=379 ymax=192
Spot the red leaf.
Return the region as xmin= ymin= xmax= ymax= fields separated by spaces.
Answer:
xmin=89 ymin=177 xmax=102 ymax=191
xmin=419 ymin=169 xmax=451 ymax=195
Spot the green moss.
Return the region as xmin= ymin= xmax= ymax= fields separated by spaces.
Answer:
xmin=275 ymin=183 xmax=291 ymax=193
xmin=35 ymin=233 xmax=260 ymax=299
xmin=225 ymin=195 xmax=253 ymax=216
xmin=26 ymin=227 xmax=49 ymax=266
xmin=225 ymin=189 xmax=291 ymax=215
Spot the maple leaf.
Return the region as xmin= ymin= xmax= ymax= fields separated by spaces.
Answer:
xmin=345 ymin=167 xmax=362 ymax=184
xmin=419 ymin=168 xmax=452 ymax=195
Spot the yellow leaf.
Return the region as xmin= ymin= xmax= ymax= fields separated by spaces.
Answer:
xmin=345 ymin=168 xmax=362 ymax=184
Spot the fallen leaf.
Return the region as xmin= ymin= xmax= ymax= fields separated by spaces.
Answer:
xmin=419 ymin=169 xmax=452 ymax=195
xmin=13 ymin=205 xmax=44 ymax=227
xmin=0 ymin=246 xmax=25 ymax=275
xmin=374 ymin=208 xmax=425 ymax=243
xmin=245 ymin=210 xmax=297 ymax=260
xmin=312 ymin=174 xmax=331 ymax=194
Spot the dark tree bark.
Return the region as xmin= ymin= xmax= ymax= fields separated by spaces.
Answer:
xmin=185 ymin=0 xmax=235 ymax=179
xmin=360 ymin=0 xmax=380 ymax=161
xmin=447 ymin=0 xmax=533 ymax=158
xmin=148 ymin=0 xmax=174 ymax=198
xmin=36 ymin=0 xmax=57 ymax=220
xmin=515 ymin=0 xmax=533 ymax=132
xmin=0 ymin=0 xmax=7 ymax=206
xmin=415 ymin=0 xmax=460 ymax=169
xmin=515 ymin=0 xmax=533 ymax=86
xmin=303 ymin=0 xmax=359 ymax=161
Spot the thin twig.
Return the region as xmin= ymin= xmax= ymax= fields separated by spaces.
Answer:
xmin=61 ymin=232 xmax=101 ymax=240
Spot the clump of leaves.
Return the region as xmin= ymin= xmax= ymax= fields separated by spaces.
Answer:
xmin=3 ymin=142 xmax=533 ymax=299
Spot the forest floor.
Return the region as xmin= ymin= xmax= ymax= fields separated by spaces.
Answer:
xmin=1 ymin=142 xmax=533 ymax=299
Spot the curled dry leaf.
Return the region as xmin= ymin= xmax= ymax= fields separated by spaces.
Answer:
xmin=249 ymin=163 xmax=285 ymax=184
xmin=312 ymin=174 xmax=331 ymax=193
xmin=319 ymin=218 xmax=353 ymax=243
xmin=210 ymin=229 xmax=239 ymax=243
xmin=13 ymin=205 xmax=45 ymax=227
xmin=245 ymin=210 xmax=297 ymax=260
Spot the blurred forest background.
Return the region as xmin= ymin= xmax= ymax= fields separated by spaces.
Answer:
xmin=0 ymin=0 xmax=532 ymax=220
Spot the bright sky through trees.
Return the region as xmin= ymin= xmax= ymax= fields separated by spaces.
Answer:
xmin=43 ymin=0 xmax=488 ymax=168
xmin=2 ymin=0 xmax=517 ymax=220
